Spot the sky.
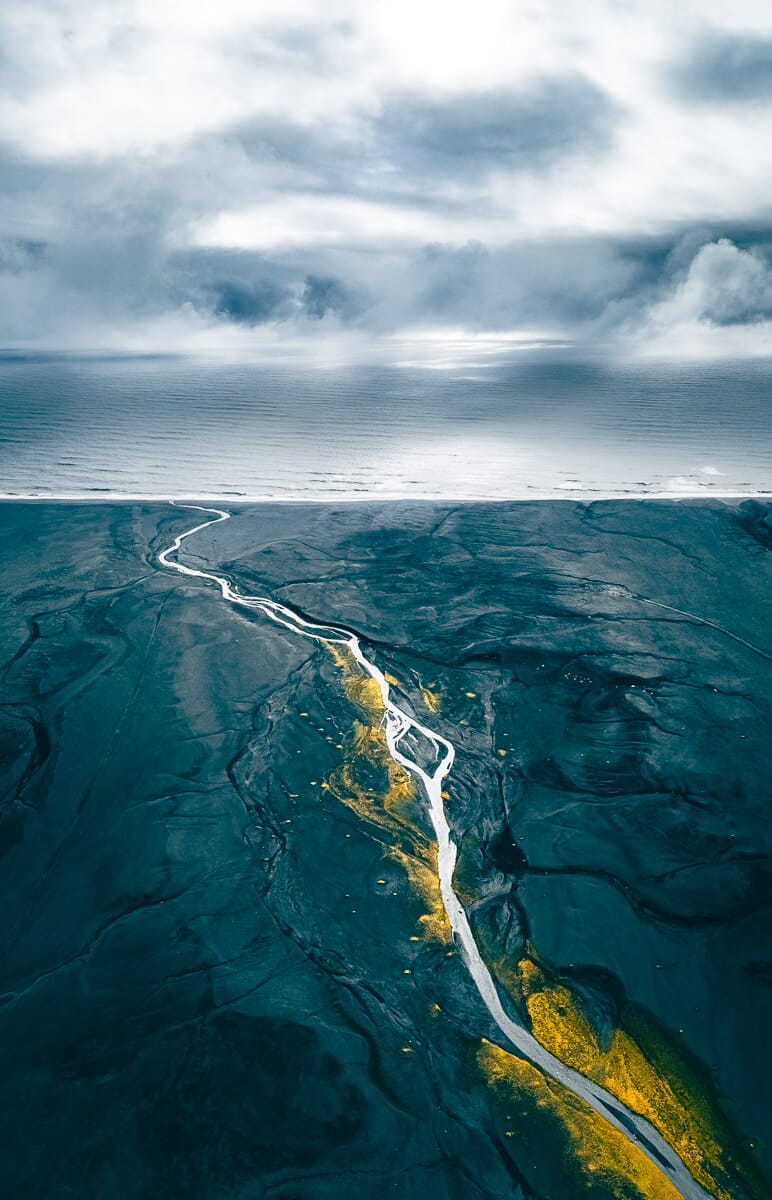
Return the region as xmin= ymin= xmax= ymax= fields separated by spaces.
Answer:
xmin=1 ymin=0 xmax=772 ymax=358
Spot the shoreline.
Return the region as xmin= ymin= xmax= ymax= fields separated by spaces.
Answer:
xmin=0 ymin=491 xmax=770 ymax=504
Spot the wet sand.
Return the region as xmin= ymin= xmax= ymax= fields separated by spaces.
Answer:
xmin=0 ymin=500 xmax=769 ymax=1198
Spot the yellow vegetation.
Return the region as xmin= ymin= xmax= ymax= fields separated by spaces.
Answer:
xmin=419 ymin=681 xmax=442 ymax=713
xmin=479 ymin=1039 xmax=684 ymax=1200
xmin=322 ymin=645 xmax=760 ymax=1200
xmin=490 ymin=956 xmax=757 ymax=1200
xmin=323 ymin=642 xmax=451 ymax=942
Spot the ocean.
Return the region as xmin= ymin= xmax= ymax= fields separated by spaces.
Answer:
xmin=0 ymin=352 xmax=769 ymax=498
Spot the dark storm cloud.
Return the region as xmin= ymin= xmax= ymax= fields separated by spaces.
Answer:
xmin=374 ymin=78 xmax=617 ymax=177
xmin=301 ymin=274 xmax=364 ymax=321
xmin=167 ymin=247 xmax=294 ymax=325
xmin=182 ymin=254 xmax=369 ymax=327
xmin=167 ymin=247 xmax=369 ymax=327
xmin=0 ymin=238 xmax=46 ymax=272
xmin=673 ymin=33 xmax=772 ymax=102
xmin=168 ymin=235 xmax=656 ymax=337
xmin=227 ymin=75 xmax=616 ymax=208
xmin=211 ymin=278 xmax=292 ymax=324
xmin=392 ymin=236 xmax=655 ymax=331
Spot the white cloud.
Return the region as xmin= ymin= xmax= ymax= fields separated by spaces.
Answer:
xmin=2 ymin=1 xmax=772 ymax=239
xmin=2 ymin=1 xmax=772 ymax=349
xmin=192 ymin=195 xmax=473 ymax=250
xmin=634 ymin=239 xmax=772 ymax=356
xmin=653 ymin=239 xmax=772 ymax=325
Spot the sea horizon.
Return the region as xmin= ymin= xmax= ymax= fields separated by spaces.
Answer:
xmin=2 ymin=490 xmax=770 ymax=502
xmin=1 ymin=353 xmax=769 ymax=500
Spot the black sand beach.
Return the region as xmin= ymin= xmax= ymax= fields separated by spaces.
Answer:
xmin=0 ymin=499 xmax=770 ymax=1199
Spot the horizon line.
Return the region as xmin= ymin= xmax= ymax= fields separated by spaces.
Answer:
xmin=1 ymin=491 xmax=769 ymax=504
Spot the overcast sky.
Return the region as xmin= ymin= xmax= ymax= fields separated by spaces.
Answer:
xmin=1 ymin=0 xmax=772 ymax=356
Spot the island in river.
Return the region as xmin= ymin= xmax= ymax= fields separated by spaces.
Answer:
xmin=0 ymin=498 xmax=770 ymax=1200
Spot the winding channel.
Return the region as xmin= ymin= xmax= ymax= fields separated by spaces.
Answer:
xmin=159 ymin=503 xmax=715 ymax=1200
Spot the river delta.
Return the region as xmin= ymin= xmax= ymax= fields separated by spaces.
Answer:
xmin=0 ymin=499 xmax=770 ymax=1199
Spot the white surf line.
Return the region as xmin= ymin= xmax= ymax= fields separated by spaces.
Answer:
xmin=4 ymin=489 xmax=772 ymax=501
xmin=159 ymin=504 xmax=715 ymax=1200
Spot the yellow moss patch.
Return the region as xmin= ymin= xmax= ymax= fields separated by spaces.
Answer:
xmin=494 ymin=957 xmax=753 ymax=1200
xmin=479 ymin=1039 xmax=683 ymax=1200
xmin=324 ymin=725 xmax=417 ymax=845
xmin=389 ymin=844 xmax=451 ymax=942
xmin=323 ymin=643 xmax=451 ymax=943
xmin=419 ymin=682 xmax=442 ymax=713
xmin=326 ymin=642 xmax=385 ymax=718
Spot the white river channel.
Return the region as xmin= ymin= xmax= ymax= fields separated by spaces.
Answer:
xmin=159 ymin=503 xmax=715 ymax=1200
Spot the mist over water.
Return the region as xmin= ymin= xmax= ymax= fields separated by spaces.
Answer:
xmin=0 ymin=353 xmax=769 ymax=498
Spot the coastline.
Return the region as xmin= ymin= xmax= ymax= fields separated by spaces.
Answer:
xmin=1 ymin=491 xmax=770 ymax=503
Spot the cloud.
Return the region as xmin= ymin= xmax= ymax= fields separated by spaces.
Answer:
xmin=0 ymin=238 xmax=46 ymax=273
xmin=651 ymin=239 xmax=772 ymax=327
xmin=673 ymin=33 xmax=772 ymax=102
xmin=632 ymin=237 xmax=772 ymax=357
xmin=210 ymin=278 xmax=292 ymax=325
xmin=373 ymin=79 xmax=616 ymax=178
xmin=301 ymin=274 xmax=364 ymax=321
xmin=0 ymin=2 xmax=771 ymax=353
